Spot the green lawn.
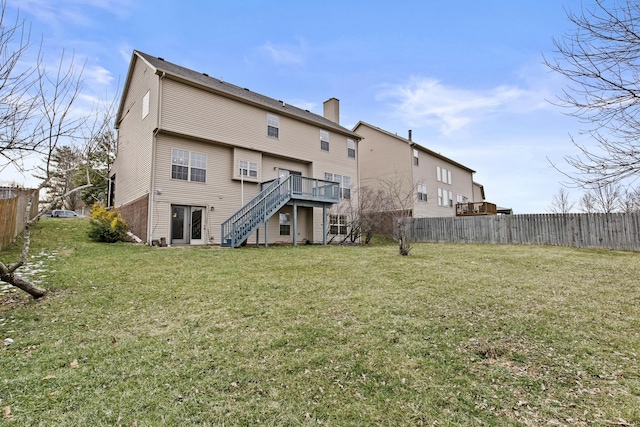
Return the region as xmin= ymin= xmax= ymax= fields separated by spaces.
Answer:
xmin=1 ymin=218 xmax=639 ymax=426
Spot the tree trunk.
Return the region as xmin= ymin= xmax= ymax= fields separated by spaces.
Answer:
xmin=0 ymin=268 xmax=46 ymax=298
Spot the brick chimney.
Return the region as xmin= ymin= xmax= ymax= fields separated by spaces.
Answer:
xmin=323 ymin=98 xmax=340 ymax=124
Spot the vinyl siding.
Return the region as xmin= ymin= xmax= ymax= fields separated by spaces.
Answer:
xmin=412 ymin=155 xmax=473 ymax=218
xmin=356 ymin=124 xmax=413 ymax=201
xmin=116 ymin=57 xmax=359 ymax=245
xmin=355 ymin=122 xmax=474 ymax=218
xmin=160 ymin=79 xmax=356 ymax=166
xmin=152 ymin=134 xmax=264 ymax=244
xmin=161 ymin=78 xmax=358 ymax=243
xmin=112 ymin=58 xmax=157 ymax=207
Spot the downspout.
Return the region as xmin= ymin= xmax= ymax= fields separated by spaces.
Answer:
xmin=147 ymin=71 xmax=165 ymax=244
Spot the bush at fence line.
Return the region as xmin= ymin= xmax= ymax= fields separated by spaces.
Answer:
xmin=88 ymin=203 xmax=129 ymax=243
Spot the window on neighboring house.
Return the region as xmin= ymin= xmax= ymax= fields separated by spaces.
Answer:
xmin=172 ymin=149 xmax=206 ymax=182
xmin=418 ymin=184 xmax=427 ymax=202
xmin=341 ymin=176 xmax=351 ymax=199
xmin=239 ymin=160 xmax=258 ymax=178
xmin=142 ymin=90 xmax=150 ymax=119
xmin=457 ymin=194 xmax=467 ymax=205
xmin=413 ymin=149 xmax=419 ymax=166
xmin=347 ymin=139 xmax=356 ymax=158
xmin=325 ymin=172 xmax=351 ymax=199
xmin=438 ymin=188 xmax=453 ymax=207
xmin=279 ymin=213 xmax=290 ymax=235
xmin=437 ymin=167 xmax=452 ymax=185
xmin=320 ymin=130 xmax=330 ymax=151
xmin=329 ymin=214 xmax=348 ymax=235
xmin=267 ymin=114 xmax=279 ymax=138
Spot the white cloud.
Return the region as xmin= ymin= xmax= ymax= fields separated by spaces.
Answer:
xmin=14 ymin=0 xmax=133 ymax=27
xmin=84 ymin=65 xmax=114 ymax=86
xmin=377 ymin=76 xmax=548 ymax=135
xmin=260 ymin=39 xmax=305 ymax=66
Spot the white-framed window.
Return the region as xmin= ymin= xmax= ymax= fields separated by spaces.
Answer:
xmin=239 ymin=160 xmax=258 ymax=178
xmin=142 ymin=90 xmax=150 ymax=119
xmin=329 ymin=214 xmax=348 ymax=235
xmin=438 ymin=188 xmax=452 ymax=206
xmin=267 ymin=114 xmax=279 ymax=138
xmin=347 ymin=139 xmax=356 ymax=158
xmin=324 ymin=172 xmax=351 ymax=200
xmin=417 ymin=184 xmax=427 ymax=202
xmin=342 ymin=176 xmax=351 ymax=199
xmin=320 ymin=130 xmax=330 ymax=151
xmin=413 ymin=149 xmax=419 ymax=166
xmin=279 ymin=213 xmax=290 ymax=235
xmin=171 ymin=149 xmax=206 ymax=183
xmin=437 ymin=166 xmax=452 ymax=185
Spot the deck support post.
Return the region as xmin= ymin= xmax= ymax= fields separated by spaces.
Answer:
xmin=293 ymin=201 xmax=298 ymax=247
xmin=322 ymin=205 xmax=327 ymax=245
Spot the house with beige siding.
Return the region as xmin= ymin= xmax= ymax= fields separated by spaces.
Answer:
xmin=110 ymin=51 xmax=360 ymax=247
xmin=353 ymin=121 xmax=480 ymax=218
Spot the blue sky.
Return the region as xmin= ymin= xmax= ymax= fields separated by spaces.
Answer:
xmin=5 ymin=0 xmax=593 ymax=213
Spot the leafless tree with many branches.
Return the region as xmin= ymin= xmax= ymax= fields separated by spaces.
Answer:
xmin=544 ymin=0 xmax=640 ymax=188
xmin=0 ymin=1 xmax=113 ymax=298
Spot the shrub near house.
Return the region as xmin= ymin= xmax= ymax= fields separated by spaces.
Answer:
xmin=88 ymin=203 xmax=128 ymax=243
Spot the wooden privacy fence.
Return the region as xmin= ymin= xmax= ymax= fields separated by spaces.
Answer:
xmin=0 ymin=188 xmax=39 ymax=251
xmin=402 ymin=213 xmax=640 ymax=251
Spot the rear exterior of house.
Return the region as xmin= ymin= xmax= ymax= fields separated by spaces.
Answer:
xmin=353 ymin=121 xmax=476 ymax=218
xmin=110 ymin=51 xmax=360 ymax=246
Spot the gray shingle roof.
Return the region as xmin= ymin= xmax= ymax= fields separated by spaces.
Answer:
xmin=134 ymin=50 xmax=360 ymax=139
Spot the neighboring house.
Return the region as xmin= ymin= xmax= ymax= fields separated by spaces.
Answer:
xmin=353 ymin=122 xmax=480 ymax=218
xmin=110 ymin=51 xmax=361 ymax=247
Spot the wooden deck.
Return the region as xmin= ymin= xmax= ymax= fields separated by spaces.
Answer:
xmin=456 ymin=202 xmax=497 ymax=216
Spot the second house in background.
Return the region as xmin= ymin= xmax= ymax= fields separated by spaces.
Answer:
xmin=353 ymin=121 xmax=484 ymax=218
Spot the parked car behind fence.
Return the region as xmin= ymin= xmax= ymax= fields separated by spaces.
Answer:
xmin=51 ymin=210 xmax=80 ymax=218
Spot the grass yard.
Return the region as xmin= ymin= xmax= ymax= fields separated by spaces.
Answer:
xmin=1 ymin=218 xmax=639 ymax=426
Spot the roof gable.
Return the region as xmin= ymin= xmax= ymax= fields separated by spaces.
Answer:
xmin=117 ymin=50 xmax=360 ymax=139
xmin=353 ymin=121 xmax=475 ymax=174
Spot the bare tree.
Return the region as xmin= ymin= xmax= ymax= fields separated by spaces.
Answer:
xmin=326 ymin=185 xmax=380 ymax=245
xmin=591 ymin=182 xmax=622 ymax=213
xmin=620 ymin=186 xmax=640 ymax=213
xmin=578 ymin=191 xmax=597 ymax=213
xmin=544 ymin=0 xmax=640 ymax=187
xmin=373 ymin=174 xmax=416 ymax=256
xmin=0 ymin=1 xmax=101 ymax=298
xmin=548 ymin=188 xmax=576 ymax=213
xmin=578 ymin=182 xmax=623 ymax=213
